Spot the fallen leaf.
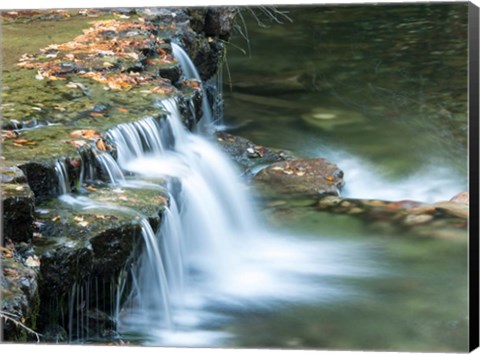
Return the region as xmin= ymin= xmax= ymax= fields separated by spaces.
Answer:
xmin=89 ymin=112 xmax=105 ymax=118
xmin=85 ymin=185 xmax=97 ymax=191
xmin=325 ymin=176 xmax=335 ymax=182
xmin=73 ymin=216 xmax=84 ymax=222
xmin=96 ymin=139 xmax=106 ymax=151
xmin=1 ymin=130 xmax=18 ymax=139
xmin=116 ymin=107 xmax=129 ymax=113
xmin=52 ymin=215 xmax=61 ymax=222
xmin=254 ymin=146 xmax=265 ymax=157
xmin=1 ymin=246 xmax=13 ymax=254
xmin=69 ymin=129 xmax=100 ymax=140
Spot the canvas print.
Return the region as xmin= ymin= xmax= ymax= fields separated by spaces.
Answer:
xmin=0 ymin=2 xmax=474 ymax=352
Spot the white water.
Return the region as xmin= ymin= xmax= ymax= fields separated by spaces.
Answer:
xmin=171 ymin=42 xmax=217 ymax=132
xmin=107 ymin=98 xmax=381 ymax=346
xmin=55 ymin=160 xmax=70 ymax=194
xmin=319 ymin=151 xmax=467 ymax=203
xmin=50 ymin=46 xmax=384 ymax=347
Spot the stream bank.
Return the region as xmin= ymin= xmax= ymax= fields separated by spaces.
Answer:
xmin=1 ymin=7 xmax=236 ymax=343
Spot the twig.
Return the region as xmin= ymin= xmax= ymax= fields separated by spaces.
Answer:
xmin=0 ymin=310 xmax=42 ymax=343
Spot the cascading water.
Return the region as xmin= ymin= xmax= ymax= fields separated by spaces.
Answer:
xmin=171 ymin=43 xmax=218 ymax=131
xmin=55 ymin=159 xmax=70 ymax=195
xmin=51 ymin=45 xmax=382 ymax=347
xmin=107 ymin=97 xmax=380 ymax=346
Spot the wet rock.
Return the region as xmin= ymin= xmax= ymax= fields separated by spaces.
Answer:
xmin=42 ymin=324 xmax=67 ymax=343
xmin=1 ymin=252 xmax=40 ymax=342
xmin=255 ymin=158 xmax=344 ymax=197
xmin=158 ymin=63 xmax=182 ymax=83
xmin=1 ymin=182 xmax=35 ymax=243
xmin=433 ymin=201 xmax=469 ymax=219
xmin=82 ymin=309 xmax=117 ymax=339
xmin=403 ymin=213 xmax=434 ymax=226
xmin=18 ymin=161 xmax=58 ymax=201
xmin=0 ymin=166 xmax=27 ymax=184
xmin=32 ymin=185 xmax=168 ymax=340
xmin=314 ymin=195 xmax=468 ymax=238
xmin=216 ymin=131 xmax=294 ymax=173
xmin=34 ymin=200 xmax=144 ymax=339
xmin=203 ymin=7 xmax=238 ymax=40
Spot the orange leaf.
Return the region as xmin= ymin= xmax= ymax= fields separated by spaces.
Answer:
xmin=96 ymin=139 xmax=106 ymax=151
xmin=89 ymin=112 xmax=105 ymax=118
xmin=117 ymin=107 xmax=129 ymax=113
xmin=69 ymin=129 xmax=100 ymax=140
xmin=86 ymin=185 xmax=97 ymax=191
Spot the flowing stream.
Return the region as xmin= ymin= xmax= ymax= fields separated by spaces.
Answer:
xmin=108 ymin=97 xmax=380 ymax=347
xmin=53 ymin=4 xmax=468 ymax=351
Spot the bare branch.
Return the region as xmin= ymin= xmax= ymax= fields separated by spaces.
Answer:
xmin=0 ymin=310 xmax=42 ymax=343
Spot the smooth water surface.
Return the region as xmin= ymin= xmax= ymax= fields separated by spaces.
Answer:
xmin=224 ymin=3 xmax=468 ymax=202
xmin=217 ymin=3 xmax=469 ymax=352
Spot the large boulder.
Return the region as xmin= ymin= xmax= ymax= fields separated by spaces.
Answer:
xmin=255 ymin=158 xmax=344 ymax=197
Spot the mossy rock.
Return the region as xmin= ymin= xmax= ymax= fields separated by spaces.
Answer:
xmin=255 ymin=158 xmax=345 ymax=197
xmin=1 ymin=252 xmax=40 ymax=342
xmin=216 ymin=131 xmax=295 ymax=174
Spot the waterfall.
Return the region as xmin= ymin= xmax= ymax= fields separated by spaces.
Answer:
xmin=50 ymin=44 xmax=379 ymax=346
xmin=108 ymin=97 xmax=379 ymax=346
xmin=55 ymin=159 xmax=70 ymax=195
xmin=171 ymin=43 xmax=217 ymax=132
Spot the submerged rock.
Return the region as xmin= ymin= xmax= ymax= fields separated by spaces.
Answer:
xmin=314 ymin=195 xmax=468 ymax=239
xmin=255 ymin=158 xmax=344 ymax=197
xmin=301 ymin=107 xmax=367 ymax=131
